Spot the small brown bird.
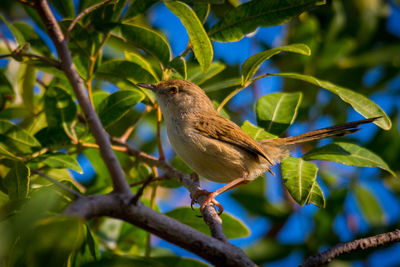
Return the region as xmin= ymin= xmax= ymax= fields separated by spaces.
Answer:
xmin=137 ymin=80 xmax=378 ymax=213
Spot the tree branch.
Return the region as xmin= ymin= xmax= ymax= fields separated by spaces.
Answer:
xmin=301 ymin=229 xmax=400 ymax=267
xmin=64 ymin=193 xmax=255 ymax=267
xmin=33 ymin=0 xmax=131 ymax=195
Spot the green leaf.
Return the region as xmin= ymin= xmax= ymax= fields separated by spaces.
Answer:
xmin=202 ymin=77 xmax=241 ymax=92
xmin=165 ymin=1 xmax=213 ymax=72
xmin=4 ymin=161 xmax=30 ymax=200
xmin=303 ymin=141 xmax=396 ymax=177
xmin=269 ymin=72 xmax=391 ymax=130
xmin=209 ymin=0 xmax=324 ymax=42
xmin=44 ymin=86 xmax=77 ymax=129
xmin=281 ymin=157 xmax=318 ymax=206
xmin=165 ymin=207 xmax=249 ymax=239
xmin=39 ymin=153 xmax=83 ymax=173
xmin=188 ymin=61 xmax=225 ymax=85
xmin=193 ymin=3 xmax=210 ymax=24
xmin=168 ymin=56 xmax=187 ymax=80
xmin=241 ymin=120 xmax=277 ymax=140
xmin=49 ymin=0 xmax=75 ymax=18
xmin=19 ymin=64 xmax=36 ymax=112
xmin=241 ymin=44 xmax=310 ymax=84
xmin=307 ymin=180 xmax=325 ymax=208
xmin=354 ymin=185 xmax=384 ymax=226
xmin=123 ymin=0 xmax=158 ymax=19
xmin=0 ymin=13 xmax=25 ymax=45
xmin=13 ymin=22 xmax=51 ymax=55
xmin=97 ymin=90 xmax=144 ymax=130
xmin=0 ymin=119 xmax=40 ymax=156
xmin=256 ymin=92 xmax=302 ymax=136
xmin=96 ymin=59 xmax=157 ymax=84
xmin=0 ymin=70 xmax=14 ymax=95
xmin=125 ymin=51 xmax=160 ymax=81
xmin=118 ymin=23 xmax=171 ymax=66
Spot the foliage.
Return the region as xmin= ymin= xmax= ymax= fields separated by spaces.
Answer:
xmin=0 ymin=0 xmax=399 ymax=266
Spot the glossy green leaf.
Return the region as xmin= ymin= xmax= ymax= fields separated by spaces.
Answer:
xmin=193 ymin=3 xmax=210 ymax=24
xmin=97 ymin=90 xmax=145 ymax=129
xmin=269 ymin=73 xmax=391 ymax=130
xmin=39 ymin=153 xmax=83 ymax=173
xmin=49 ymin=0 xmax=75 ymax=18
xmin=0 ymin=119 xmax=40 ymax=154
xmin=209 ymin=0 xmax=324 ymax=42
xmin=307 ymin=180 xmax=325 ymax=208
xmin=281 ymin=157 xmax=318 ymax=206
xmin=165 ymin=207 xmax=250 ymax=239
xmin=354 ymin=185 xmax=384 ymax=226
xmin=165 ymin=1 xmax=213 ymax=72
xmin=125 ymin=51 xmax=160 ymax=81
xmin=0 ymin=13 xmax=24 ymax=45
xmin=118 ymin=23 xmax=171 ymax=66
xmin=95 ymin=59 xmax=157 ymax=84
xmin=4 ymin=161 xmax=30 ymax=200
xmin=241 ymin=44 xmax=310 ymax=84
xmin=303 ymin=141 xmax=396 ymax=177
xmin=256 ymin=92 xmax=302 ymax=136
xmin=188 ymin=61 xmax=225 ymax=85
xmin=13 ymin=22 xmax=51 ymax=55
xmin=44 ymin=86 xmax=77 ymax=129
xmin=241 ymin=120 xmax=277 ymax=140
xmin=123 ymin=0 xmax=158 ymax=19
xmin=19 ymin=64 xmax=36 ymax=112
xmin=169 ymin=56 xmax=187 ymax=80
xmin=202 ymin=77 xmax=241 ymax=92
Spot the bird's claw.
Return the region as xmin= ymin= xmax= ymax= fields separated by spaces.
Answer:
xmin=190 ymin=189 xmax=224 ymax=215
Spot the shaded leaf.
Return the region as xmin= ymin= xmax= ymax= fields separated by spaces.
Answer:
xmin=165 ymin=1 xmax=213 ymax=72
xmin=13 ymin=22 xmax=51 ymax=55
xmin=44 ymin=86 xmax=77 ymax=129
xmin=0 ymin=120 xmax=40 ymax=156
xmin=19 ymin=64 xmax=36 ymax=112
xmin=354 ymin=185 xmax=384 ymax=226
xmin=168 ymin=56 xmax=187 ymax=80
xmin=193 ymin=3 xmax=210 ymax=24
xmin=241 ymin=44 xmax=310 ymax=84
xmin=241 ymin=120 xmax=277 ymax=140
xmin=188 ymin=61 xmax=225 ymax=85
xmin=202 ymin=77 xmax=241 ymax=92
xmin=4 ymin=161 xmax=30 ymax=200
xmin=123 ymin=0 xmax=158 ymax=19
xmin=118 ymin=23 xmax=171 ymax=66
xmin=281 ymin=157 xmax=318 ymax=206
xmin=49 ymin=0 xmax=75 ymax=18
xmin=303 ymin=141 xmax=395 ymax=177
xmin=97 ymin=90 xmax=144 ymax=130
xmin=0 ymin=13 xmax=24 ymax=45
xmin=39 ymin=153 xmax=83 ymax=173
xmin=209 ymin=0 xmax=324 ymax=42
xmin=165 ymin=207 xmax=249 ymax=239
xmin=0 ymin=71 xmax=14 ymax=95
xmin=96 ymin=59 xmax=157 ymax=84
xmin=269 ymin=72 xmax=391 ymax=130
xmin=256 ymin=92 xmax=302 ymax=136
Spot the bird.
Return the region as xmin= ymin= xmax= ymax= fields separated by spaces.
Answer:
xmin=137 ymin=79 xmax=378 ymax=214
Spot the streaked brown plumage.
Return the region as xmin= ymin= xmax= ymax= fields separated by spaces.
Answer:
xmin=137 ymin=79 xmax=379 ymax=213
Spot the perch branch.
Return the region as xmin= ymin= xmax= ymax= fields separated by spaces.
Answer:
xmin=301 ymin=229 xmax=400 ymax=267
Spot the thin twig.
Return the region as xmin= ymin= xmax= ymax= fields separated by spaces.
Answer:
xmin=31 ymin=169 xmax=83 ymax=198
xmin=301 ymin=229 xmax=400 ymax=267
xmin=130 ymin=174 xmax=154 ymax=205
xmin=65 ymin=0 xmax=114 ymax=40
xmin=0 ymin=53 xmax=61 ymax=69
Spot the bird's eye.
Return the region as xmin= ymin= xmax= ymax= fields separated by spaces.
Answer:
xmin=168 ymin=86 xmax=179 ymax=95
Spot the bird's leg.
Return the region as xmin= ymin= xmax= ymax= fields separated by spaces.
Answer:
xmin=198 ymin=176 xmax=249 ymax=215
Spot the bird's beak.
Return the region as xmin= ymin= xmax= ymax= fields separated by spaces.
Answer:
xmin=137 ymin=83 xmax=157 ymax=92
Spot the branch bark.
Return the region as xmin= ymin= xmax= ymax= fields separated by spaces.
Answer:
xmin=64 ymin=193 xmax=255 ymax=267
xmin=301 ymin=229 xmax=400 ymax=267
xmin=33 ymin=0 xmax=131 ymax=195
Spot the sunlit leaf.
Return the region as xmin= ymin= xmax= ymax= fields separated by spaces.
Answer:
xmin=281 ymin=157 xmax=318 ymax=206
xmin=209 ymin=0 xmax=324 ymax=42
xmin=303 ymin=141 xmax=396 ymax=177
xmin=39 ymin=152 xmax=83 ymax=173
xmin=13 ymin=22 xmax=51 ymax=55
xmin=241 ymin=120 xmax=277 ymax=140
xmin=353 ymin=185 xmax=384 ymax=226
xmin=256 ymin=92 xmax=302 ymax=136
xmin=241 ymin=44 xmax=310 ymax=84
xmin=269 ymin=72 xmax=391 ymax=130
xmin=118 ymin=23 xmax=171 ymax=66
xmin=165 ymin=207 xmax=250 ymax=239
xmin=202 ymin=77 xmax=241 ymax=92
xmin=125 ymin=51 xmax=160 ymax=81
xmin=0 ymin=13 xmax=24 ymax=45
xmin=165 ymin=1 xmax=213 ymax=72
xmin=307 ymin=180 xmax=325 ymax=208
xmin=19 ymin=64 xmax=36 ymax=112
xmin=188 ymin=61 xmax=225 ymax=85
xmin=4 ymin=160 xmax=30 ymax=200
xmin=97 ymin=90 xmax=144 ymax=130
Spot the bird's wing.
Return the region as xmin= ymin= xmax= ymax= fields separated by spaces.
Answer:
xmin=194 ymin=114 xmax=273 ymax=165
